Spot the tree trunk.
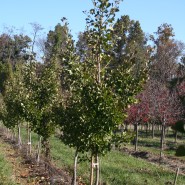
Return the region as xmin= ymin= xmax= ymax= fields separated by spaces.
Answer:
xmin=140 ymin=124 xmax=143 ymax=131
xmin=18 ymin=124 xmax=22 ymax=149
xmin=13 ymin=127 xmax=16 ymax=141
xmin=29 ymin=131 xmax=32 ymax=154
xmin=11 ymin=128 xmax=15 ymax=140
xmin=95 ymin=154 xmax=99 ymax=185
xmin=163 ymin=126 xmax=166 ymax=141
xmin=160 ymin=122 xmax=165 ymax=159
xmin=149 ymin=123 xmax=151 ymax=131
xmin=27 ymin=123 xmax=32 ymax=156
xmin=135 ymin=123 xmax=138 ymax=151
xmin=90 ymin=154 xmax=94 ymax=185
xmin=44 ymin=138 xmax=51 ymax=160
xmin=152 ymin=122 xmax=155 ymax=139
xmin=36 ymin=136 xmax=42 ymax=164
xmin=145 ymin=124 xmax=148 ymax=137
xmin=166 ymin=126 xmax=169 ymax=135
xmin=72 ymin=149 xmax=78 ymax=185
xmin=42 ymin=138 xmax=51 ymax=171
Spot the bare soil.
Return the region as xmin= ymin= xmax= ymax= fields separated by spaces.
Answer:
xmin=0 ymin=128 xmax=72 ymax=185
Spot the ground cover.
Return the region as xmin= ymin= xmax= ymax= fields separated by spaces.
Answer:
xmin=0 ymin=125 xmax=185 ymax=185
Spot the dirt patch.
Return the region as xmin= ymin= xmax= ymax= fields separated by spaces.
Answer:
xmin=0 ymin=128 xmax=72 ymax=185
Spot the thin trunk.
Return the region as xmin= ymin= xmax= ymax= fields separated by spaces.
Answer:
xmin=11 ymin=129 xmax=14 ymax=140
xmin=43 ymin=138 xmax=51 ymax=171
xmin=13 ymin=127 xmax=16 ymax=141
xmin=27 ymin=123 xmax=32 ymax=156
xmin=152 ymin=122 xmax=155 ymax=139
xmin=29 ymin=132 xmax=32 ymax=154
xmin=36 ymin=136 xmax=42 ymax=164
xmin=94 ymin=21 xmax=101 ymax=185
xmin=135 ymin=123 xmax=138 ymax=151
xmin=160 ymin=123 xmax=165 ymax=159
xmin=44 ymin=138 xmax=50 ymax=160
xmin=163 ymin=126 xmax=166 ymax=142
xmin=18 ymin=124 xmax=22 ymax=149
xmin=145 ymin=124 xmax=148 ymax=137
xmin=90 ymin=154 xmax=94 ymax=185
xmin=72 ymin=149 xmax=78 ymax=185
xmin=166 ymin=127 xmax=169 ymax=135
xmin=95 ymin=154 xmax=99 ymax=185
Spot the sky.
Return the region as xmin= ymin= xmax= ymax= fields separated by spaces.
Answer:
xmin=0 ymin=0 xmax=185 ymax=43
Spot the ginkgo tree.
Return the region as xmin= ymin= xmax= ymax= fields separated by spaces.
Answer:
xmin=56 ymin=0 xmax=149 ymax=184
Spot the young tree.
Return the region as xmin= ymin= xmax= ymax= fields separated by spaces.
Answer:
xmin=3 ymin=63 xmax=25 ymax=148
xmin=57 ymin=0 xmax=149 ymax=184
xmin=20 ymin=58 xmax=61 ymax=163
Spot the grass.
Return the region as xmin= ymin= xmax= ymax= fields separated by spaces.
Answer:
xmin=50 ymin=135 xmax=185 ymax=185
xmin=134 ymin=129 xmax=185 ymax=160
xmin=2 ymin=124 xmax=185 ymax=185
xmin=0 ymin=142 xmax=18 ymax=185
xmin=100 ymin=150 xmax=183 ymax=185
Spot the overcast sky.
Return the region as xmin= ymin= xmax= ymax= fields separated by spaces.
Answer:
xmin=0 ymin=0 xmax=185 ymax=43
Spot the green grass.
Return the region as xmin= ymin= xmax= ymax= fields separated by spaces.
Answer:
xmin=49 ymin=135 xmax=185 ymax=185
xmin=5 ymin=125 xmax=185 ymax=185
xmin=0 ymin=148 xmax=18 ymax=185
xmin=100 ymin=151 xmax=183 ymax=185
xmin=134 ymin=129 xmax=185 ymax=160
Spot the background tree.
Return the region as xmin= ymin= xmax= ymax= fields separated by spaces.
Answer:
xmin=44 ymin=20 xmax=70 ymax=64
xmin=126 ymin=92 xmax=149 ymax=151
xmin=145 ymin=23 xmax=185 ymax=158
xmin=0 ymin=33 xmax=31 ymax=65
xmin=0 ymin=30 xmax=32 ymax=96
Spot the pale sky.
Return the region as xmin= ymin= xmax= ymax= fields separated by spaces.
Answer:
xmin=0 ymin=0 xmax=185 ymax=43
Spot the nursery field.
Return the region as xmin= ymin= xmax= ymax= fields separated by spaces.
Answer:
xmin=0 ymin=125 xmax=185 ymax=185
xmin=0 ymin=0 xmax=185 ymax=184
